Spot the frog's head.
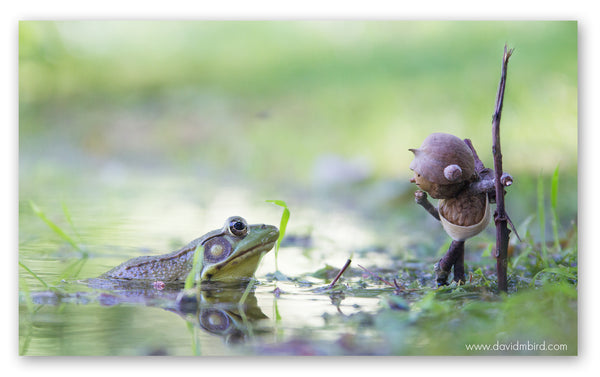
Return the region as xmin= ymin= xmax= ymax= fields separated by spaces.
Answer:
xmin=199 ymin=216 xmax=279 ymax=282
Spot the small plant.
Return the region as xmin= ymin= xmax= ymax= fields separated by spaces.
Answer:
xmin=509 ymin=166 xmax=577 ymax=288
xmin=239 ymin=200 xmax=291 ymax=308
xmin=265 ymin=199 xmax=290 ymax=272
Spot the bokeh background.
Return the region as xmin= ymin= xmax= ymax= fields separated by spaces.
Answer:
xmin=20 ymin=21 xmax=576 ymax=184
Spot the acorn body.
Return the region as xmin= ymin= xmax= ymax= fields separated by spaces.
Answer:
xmin=438 ymin=191 xmax=491 ymax=241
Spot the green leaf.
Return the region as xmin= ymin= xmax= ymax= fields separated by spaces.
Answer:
xmin=266 ymin=199 xmax=291 ymax=272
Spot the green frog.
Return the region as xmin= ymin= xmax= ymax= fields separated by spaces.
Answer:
xmin=99 ymin=216 xmax=279 ymax=284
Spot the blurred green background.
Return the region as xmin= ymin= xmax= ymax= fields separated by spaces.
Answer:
xmin=19 ymin=21 xmax=577 ymax=188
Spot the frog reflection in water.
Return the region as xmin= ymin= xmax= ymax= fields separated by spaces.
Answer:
xmin=100 ymin=216 xmax=279 ymax=284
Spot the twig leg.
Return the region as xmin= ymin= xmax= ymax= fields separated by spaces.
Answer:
xmin=452 ymin=243 xmax=465 ymax=283
xmin=434 ymin=240 xmax=465 ymax=286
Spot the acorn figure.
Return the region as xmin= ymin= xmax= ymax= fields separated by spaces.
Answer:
xmin=409 ymin=133 xmax=494 ymax=285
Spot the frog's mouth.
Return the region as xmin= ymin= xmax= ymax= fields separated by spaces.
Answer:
xmin=202 ymin=227 xmax=279 ymax=281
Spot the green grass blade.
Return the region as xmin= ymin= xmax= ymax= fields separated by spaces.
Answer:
xmin=62 ymin=202 xmax=86 ymax=255
xmin=29 ymin=201 xmax=83 ymax=253
xmin=19 ymin=261 xmax=50 ymax=289
xmin=58 ymin=257 xmax=89 ymax=281
xmin=550 ymin=165 xmax=561 ymax=251
xmin=530 ymin=267 xmax=577 ymax=286
xmin=184 ymin=245 xmax=204 ymax=289
xmin=266 ymin=199 xmax=290 ymax=272
xmin=537 ymin=174 xmax=550 ymax=268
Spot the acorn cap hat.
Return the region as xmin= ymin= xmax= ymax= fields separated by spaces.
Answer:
xmin=409 ymin=133 xmax=476 ymax=185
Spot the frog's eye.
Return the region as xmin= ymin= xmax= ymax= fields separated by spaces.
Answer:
xmin=199 ymin=308 xmax=232 ymax=333
xmin=228 ymin=217 xmax=248 ymax=237
xmin=203 ymin=237 xmax=232 ymax=263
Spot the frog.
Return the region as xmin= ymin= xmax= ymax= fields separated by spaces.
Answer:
xmin=98 ymin=216 xmax=279 ymax=284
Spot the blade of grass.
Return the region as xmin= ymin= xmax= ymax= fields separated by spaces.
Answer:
xmin=29 ymin=201 xmax=83 ymax=253
xmin=19 ymin=261 xmax=49 ymax=289
xmin=62 ymin=202 xmax=86 ymax=255
xmin=58 ymin=257 xmax=89 ymax=281
xmin=240 ymin=250 xmax=269 ymax=306
xmin=550 ymin=165 xmax=561 ymax=252
xmin=266 ymin=200 xmax=290 ymax=272
xmin=537 ymin=174 xmax=550 ymax=268
xmin=530 ymin=266 xmax=577 ymax=286
xmin=184 ymin=245 xmax=204 ymax=289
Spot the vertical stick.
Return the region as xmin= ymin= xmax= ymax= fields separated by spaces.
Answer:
xmin=492 ymin=45 xmax=514 ymax=292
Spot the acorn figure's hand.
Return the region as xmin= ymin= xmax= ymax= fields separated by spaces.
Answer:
xmin=414 ymin=189 xmax=440 ymax=221
xmin=414 ymin=189 xmax=427 ymax=204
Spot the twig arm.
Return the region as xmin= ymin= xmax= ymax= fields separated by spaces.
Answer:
xmin=414 ymin=190 xmax=440 ymax=221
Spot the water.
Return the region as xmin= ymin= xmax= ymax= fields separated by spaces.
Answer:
xmin=19 ymin=166 xmax=409 ymax=356
xmin=18 ymin=158 xmax=578 ymax=357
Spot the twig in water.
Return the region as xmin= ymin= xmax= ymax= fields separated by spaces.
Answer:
xmin=358 ymin=264 xmax=407 ymax=295
xmin=358 ymin=264 xmax=395 ymax=287
xmin=328 ymin=258 xmax=352 ymax=289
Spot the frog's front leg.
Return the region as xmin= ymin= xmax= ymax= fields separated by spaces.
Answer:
xmin=414 ymin=190 xmax=440 ymax=221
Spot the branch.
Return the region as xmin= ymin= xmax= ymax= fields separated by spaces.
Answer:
xmin=493 ymin=45 xmax=514 ymax=292
xmin=328 ymin=258 xmax=352 ymax=289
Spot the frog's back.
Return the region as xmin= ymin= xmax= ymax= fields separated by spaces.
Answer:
xmin=100 ymin=238 xmax=201 ymax=282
